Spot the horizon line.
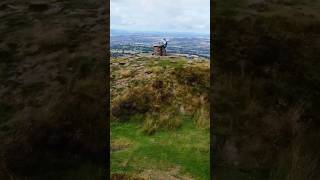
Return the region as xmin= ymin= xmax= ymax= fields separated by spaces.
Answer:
xmin=111 ymin=28 xmax=210 ymax=35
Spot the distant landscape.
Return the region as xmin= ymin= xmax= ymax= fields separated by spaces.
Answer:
xmin=110 ymin=29 xmax=210 ymax=58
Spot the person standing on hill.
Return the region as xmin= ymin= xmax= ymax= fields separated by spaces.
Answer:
xmin=162 ymin=38 xmax=168 ymax=49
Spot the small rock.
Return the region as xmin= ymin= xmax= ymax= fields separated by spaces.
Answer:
xmin=145 ymin=70 xmax=152 ymax=74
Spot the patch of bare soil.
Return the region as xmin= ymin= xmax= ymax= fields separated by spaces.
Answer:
xmin=111 ymin=167 xmax=193 ymax=180
xmin=111 ymin=173 xmax=145 ymax=180
xmin=140 ymin=168 xmax=194 ymax=180
xmin=111 ymin=138 xmax=132 ymax=152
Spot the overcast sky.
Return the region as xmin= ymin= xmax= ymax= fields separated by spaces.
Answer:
xmin=110 ymin=0 xmax=210 ymax=34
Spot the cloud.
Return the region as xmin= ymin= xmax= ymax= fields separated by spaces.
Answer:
xmin=110 ymin=0 xmax=210 ymax=33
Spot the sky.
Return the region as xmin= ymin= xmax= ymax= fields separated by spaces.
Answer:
xmin=110 ymin=0 xmax=210 ymax=34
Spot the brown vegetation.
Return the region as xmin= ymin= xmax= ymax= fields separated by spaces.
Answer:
xmin=0 ymin=0 xmax=108 ymax=178
xmin=111 ymin=57 xmax=210 ymax=134
xmin=213 ymin=1 xmax=320 ymax=179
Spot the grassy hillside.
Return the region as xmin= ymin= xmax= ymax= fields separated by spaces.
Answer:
xmin=213 ymin=0 xmax=320 ymax=179
xmin=0 ymin=0 xmax=107 ymax=179
xmin=110 ymin=56 xmax=210 ymax=179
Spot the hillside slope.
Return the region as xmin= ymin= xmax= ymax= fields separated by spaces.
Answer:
xmin=213 ymin=0 xmax=320 ymax=179
xmin=110 ymin=56 xmax=210 ymax=180
xmin=0 ymin=0 xmax=107 ymax=179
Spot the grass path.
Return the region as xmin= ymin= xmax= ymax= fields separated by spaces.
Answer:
xmin=111 ymin=118 xmax=210 ymax=180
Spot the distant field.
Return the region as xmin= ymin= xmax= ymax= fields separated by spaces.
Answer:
xmin=110 ymin=30 xmax=210 ymax=58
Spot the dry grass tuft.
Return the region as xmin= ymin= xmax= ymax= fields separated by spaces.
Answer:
xmin=111 ymin=138 xmax=132 ymax=152
xmin=194 ymin=107 xmax=210 ymax=129
xmin=142 ymin=109 xmax=183 ymax=135
xmin=111 ymin=86 xmax=152 ymax=121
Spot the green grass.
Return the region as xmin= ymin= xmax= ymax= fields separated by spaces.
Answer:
xmin=111 ymin=118 xmax=210 ymax=180
xmin=156 ymin=58 xmax=187 ymax=69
